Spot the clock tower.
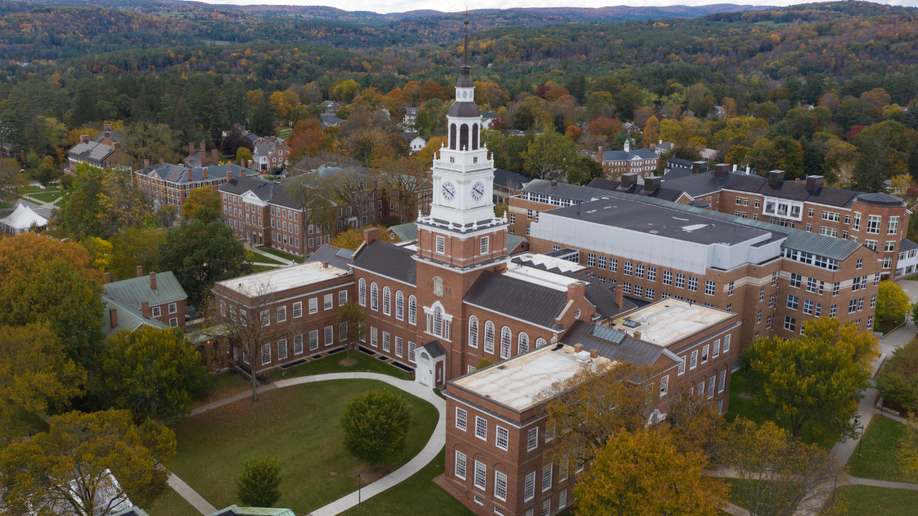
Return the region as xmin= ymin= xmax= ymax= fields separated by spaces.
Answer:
xmin=415 ymin=17 xmax=508 ymax=272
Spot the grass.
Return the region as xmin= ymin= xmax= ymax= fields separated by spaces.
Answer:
xmin=835 ymin=485 xmax=918 ymax=515
xmin=250 ymin=264 xmax=278 ymax=274
xmin=876 ymin=318 xmax=905 ymax=335
xmin=195 ymin=372 xmax=250 ymax=407
xmin=847 ymin=416 xmax=913 ymax=483
xmin=341 ymin=447 xmax=472 ymax=516
xmin=276 ymin=127 xmax=293 ymax=139
xmin=246 ymin=253 xmax=285 ymax=265
xmin=27 ymin=192 xmax=60 ymax=203
xmin=266 ymin=352 xmax=412 ymax=383
xmin=168 ymin=379 xmax=438 ymax=515
xmin=726 ymin=370 xmax=838 ymax=448
xmin=144 ymin=487 xmax=200 ymax=516
xmin=259 ymin=247 xmax=305 ymax=264
xmin=721 ymin=478 xmax=749 ymax=509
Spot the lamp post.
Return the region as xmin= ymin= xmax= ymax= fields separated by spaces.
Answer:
xmin=855 ymin=418 xmax=865 ymax=456
xmin=356 ymin=472 xmax=362 ymax=507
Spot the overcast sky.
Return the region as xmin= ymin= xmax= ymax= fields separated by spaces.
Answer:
xmin=202 ymin=0 xmax=918 ymax=14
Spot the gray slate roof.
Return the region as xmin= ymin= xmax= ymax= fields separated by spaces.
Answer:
xmin=900 ymin=239 xmax=918 ymax=253
xmin=507 ymin=234 xmax=527 ymax=254
xmin=218 ymin=176 xmax=304 ymax=210
xmin=305 ymin=244 xmax=353 ymax=272
xmin=464 ymin=271 xmax=568 ymax=329
xmin=103 ymin=271 xmax=187 ymax=308
xmin=493 ymin=168 xmax=528 ymax=190
xmin=522 ymin=179 xmax=611 ymax=203
xmin=389 ymin=222 xmax=418 ymax=242
xmin=420 ymin=340 xmax=447 ymax=358
xmin=351 ymin=240 xmax=418 ymax=286
xmin=857 ymin=192 xmax=905 ymax=207
xmin=562 ymin=321 xmax=675 ymax=367
xmin=601 ymin=148 xmax=657 ymax=161
xmin=139 ymin=163 xmax=256 ymax=185
xmin=68 ymin=131 xmax=125 ymax=162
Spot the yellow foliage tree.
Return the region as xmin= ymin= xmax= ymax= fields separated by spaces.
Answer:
xmin=332 ymin=224 xmax=393 ymax=251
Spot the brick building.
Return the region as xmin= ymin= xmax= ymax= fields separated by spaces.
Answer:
xmin=134 ymin=162 xmax=256 ymax=208
xmin=184 ymin=142 xmax=222 ymax=168
xmin=66 ymin=124 xmax=134 ymax=173
xmin=253 ymin=136 xmax=290 ymax=172
xmin=594 ymin=140 xmax=658 ymax=179
xmin=101 ymin=267 xmax=188 ymax=335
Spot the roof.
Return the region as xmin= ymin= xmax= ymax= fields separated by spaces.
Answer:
xmin=208 ymin=506 xmax=295 ymax=516
xmin=450 ymin=343 xmax=616 ymax=412
xmin=103 ymin=272 xmax=187 ymax=308
xmin=139 ymin=163 xmax=256 ymax=185
xmin=102 ymin=297 xmax=168 ymax=339
xmin=67 ymin=131 xmax=125 ymax=162
xmin=601 ymin=148 xmax=657 ymax=161
xmin=587 ymin=178 xmax=620 ymax=191
xmin=215 ymin=261 xmax=350 ymax=297
xmin=351 ymin=240 xmax=418 ymax=286
xmin=388 ymin=222 xmax=418 ymax=242
xmin=464 ymin=271 xmax=568 ymax=329
xmin=900 ymin=238 xmax=918 ymax=253
xmin=448 ymin=101 xmax=480 ymax=118
xmin=611 ymin=299 xmax=734 ymax=347
xmin=857 ymin=192 xmax=905 ymax=207
xmin=561 ymin=322 xmax=670 ymax=367
xmin=522 ymin=179 xmax=611 ymax=203
xmin=218 ymin=176 xmax=304 ymax=210
xmin=420 ymin=340 xmax=447 ymax=358
xmin=0 ymin=202 xmax=48 ymax=230
xmin=493 ymin=168 xmax=528 ymax=190
xmin=507 ymin=234 xmax=527 ymax=254
xmin=657 ymin=170 xmax=744 ymax=197
xmin=304 ymin=244 xmax=353 ymax=272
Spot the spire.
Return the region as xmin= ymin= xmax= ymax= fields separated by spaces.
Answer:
xmin=463 ymin=9 xmax=470 ymax=70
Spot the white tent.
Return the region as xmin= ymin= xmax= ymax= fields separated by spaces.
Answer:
xmin=0 ymin=202 xmax=48 ymax=235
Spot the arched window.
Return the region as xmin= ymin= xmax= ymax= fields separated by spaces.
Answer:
xmin=395 ymin=291 xmax=404 ymax=321
xmin=472 ymin=123 xmax=479 ymax=150
xmin=382 ymin=286 xmax=391 ymax=315
xmin=500 ymin=326 xmax=512 ymax=359
xmin=518 ymin=332 xmax=529 ymax=355
xmin=484 ymin=321 xmax=496 ymax=354
xmin=408 ymin=295 xmax=417 ymax=325
xmin=434 ymin=306 xmax=443 ymax=337
xmin=370 ymin=282 xmax=379 ymax=311
xmin=450 ymin=124 xmax=457 ymax=150
xmin=459 ymin=124 xmax=469 ymax=150
xmin=536 ymin=338 xmax=547 ymax=348
xmin=358 ymin=278 xmax=367 ymax=306
xmin=468 ymin=316 xmax=479 ymax=348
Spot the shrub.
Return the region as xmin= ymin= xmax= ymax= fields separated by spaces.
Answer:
xmin=340 ymin=389 xmax=411 ymax=466
xmin=877 ymin=338 xmax=918 ymax=412
xmin=236 ymin=457 xmax=282 ymax=507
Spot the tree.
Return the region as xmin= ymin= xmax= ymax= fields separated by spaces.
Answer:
xmin=382 ymin=158 xmax=429 ymax=223
xmin=522 ymin=126 xmax=578 ymax=181
xmin=94 ymin=326 xmax=209 ymax=422
xmin=55 ymin=163 xmax=153 ymax=241
xmin=573 ymin=427 xmax=728 ymax=516
xmin=0 ymin=323 xmax=84 ymax=440
xmin=33 ymin=155 xmax=59 ymax=187
xmin=236 ymin=457 xmax=282 ymax=507
xmin=337 ymin=300 xmax=366 ymax=363
xmin=158 ymin=219 xmax=252 ymax=308
xmin=0 ymin=157 xmax=26 ymax=205
xmin=125 ymin=121 xmax=182 ymax=165
xmin=898 ymin=411 xmax=918 ymax=480
xmin=665 ymin=390 xmax=725 ymax=456
xmin=740 ymin=318 xmax=878 ymax=441
xmin=182 ymin=186 xmax=221 ymax=223
xmin=876 ymin=338 xmax=918 ymax=413
xmin=108 ymin=227 xmax=166 ymax=281
xmin=539 ymin=362 xmax=658 ymax=471
xmin=0 ymin=409 xmax=176 ymax=516
xmin=851 ymin=121 xmax=911 ymax=192
xmin=236 ymin=146 xmax=253 ymax=163
xmin=876 ymin=281 xmax=910 ymax=322
xmin=340 ymin=389 xmax=412 ymax=466
xmin=331 ymin=225 xmax=393 ymax=251
xmin=721 ymin=419 xmax=845 ymax=516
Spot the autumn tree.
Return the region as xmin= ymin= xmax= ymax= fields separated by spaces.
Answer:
xmin=108 ymin=227 xmax=166 ymax=281
xmin=522 ymin=126 xmax=579 ymax=182
xmin=340 ymin=389 xmax=412 ymax=466
xmin=573 ymin=427 xmax=728 ymax=516
xmin=332 ymin=225 xmax=393 ymax=251
xmin=182 ymin=186 xmax=222 ymax=223
xmin=876 ymin=338 xmax=918 ymax=413
xmin=125 ymin=121 xmax=182 ymax=164
xmin=876 ymin=281 xmax=910 ymax=323
xmin=382 ymin=158 xmax=430 ymax=223
xmin=721 ymin=419 xmax=845 ymax=516
xmin=288 ymin=119 xmax=334 ymax=159
xmin=55 ymin=163 xmax=153 ymax=241
xmin=0 ymin=409 xmax=176 ymax=516
xmin=740 ymin=318 xmax=878 ymax=441
xmin=665 ymin=390 xmax=725 ymax=456
xmin=337 ymin=299 xmax=367 ymax=363
xmin=158 ymin=219 xmax=252 ymax=307
xmin=898 ymin=411 xmax=918 ymax=480
xmin=0 ymin=323 xmax=84 ymax=440
xmin=0 ymin=157 xmax=27 ymax=205
xmin=643 ymin=116 xmax=660 ymax=145
xmin=94 ymin=326 xmax=209 ymax=422
xmin=327 ymin=166 xmax=379 ymax=226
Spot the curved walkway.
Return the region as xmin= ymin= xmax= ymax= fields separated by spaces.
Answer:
xmin=170 ymin=372 xmax=446 ymax=516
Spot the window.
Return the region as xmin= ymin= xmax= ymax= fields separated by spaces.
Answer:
xmin=309 ymin=330 xmax=318 ymax=351
xmin=663 ymin=270 xmax=673 ymax=285
xmin=660 ymin=375 xmax=669 ymax=396
xmin=152 ymin=306 xmax=161 ymax=318
xmin=359 ymin=279 xmax=366 ymax=306
xmin=339 ymin=322 xmax=347 ymax=340
xmin=648 ymin=267 xmax=657 ymax=282
xmin=168 ymin=303 xmax=177 ymax=314
xmin=635 ymin=264 xmax=644 ymax=279
xmin=702 ymin=345 xmax=709 ymax=364
xmin=871 ymin=293 xmax=877 ymax=308
xmin=542 ymin=500 xmax=551 ymax=516
xmin=382 ymin=287 xmax=390 ymax=315
xmin=719 ymin=370 xmax=727 ymax=393
xmin=484 ymin=321 xmax=496 ymax=354
xmin=689 ymin=276 xmax=699 ymax=291
xmin=261 ymin=344 xmax=271 ymax=365
xmin=468 ymin=316 xmax=479 ymax=348
xmin=675 ymin=273 xmax=686 ymax=289
xmin=496 ymin=427 xmax=509 ymax=450
xmin=370 ymin=283 xmax=378 ymax=311
xmin=395 ymin=337 xmax=403 ymax=358
xmin=500 ymin=327 xmax=511 ymax=359
xmin=277 ymin=305 xmax=287 ymax=323
xmin=713 ymin=339 xmax=721 ymax=358
xmin=456 ymin=408 xmax=467 ymax=431
xmin=772 ymin=272 xmax=779 ymax=287
xmin=833 ymin=282 xmax=840 ymax=296
xmin=724 ymin=334 xmax=731 ymax=353
xmin=690 ymin=350 xmax=698 ymax=369
xmin=803 ymin=299 xmax=814 ymax=315
xmin=518 ymin=332 xmax=529 ymax=355
xmin=494 ymin=471 xmax=508 ymax=501
xmin=787 ymin=295 xmax=799 ymax=310
xmin=409 ymin=341 xmax=417 ymax=362
xmin=325 ymin=326 xmax=334 ymax=346
xmin=474 ymin=461 xmax=487 ymax=490
xmin=542 ymin=464 xmax=553 ymax=492
xmin=480 ymin=236 xmax=489 ymax=255
xmin=559 ymin=490 xmax=568 ymax=509
xmin=784 ymin=316 xmax=796 ymax=332
xmin=678 ymin=356 xmax=686 ymax=375
xmin=339 ymin=290 xmax=347 ymax=306
xmin=610 ymin=258 xmax=618 ymax=272
xmin=867 ymin=215 xmax=881 ymax=234
xmin=598 ymin=256 xmax=607 ymax=269
xmin=708 ymin=376 xmax=716 ymax=398
xmin=408 ymin=296 xmax=417 ymax=325
xmin=624 ymin=261 xmax=633 ymax=275
xmin=528 ymin=427 xmax=539 ymax=451
xmin=293 ymin=334 xmax=304 ymax=355
xmin=277 ymin=339 xmax=288 ymax=361
xmin=455 ymin=451 xmax=466 ymax=480
xmin=261 ymin=309 xmax=270 ymax=326
xmin=395 ymin=291 xmax=404 ymax=320
xmin=790 ymin=273 xmax=801 ymax=288
xmin=866 ymin=240 xmax=878 ymax=251
xmin=436 ymin=235 xmax=446 ymax=253
xmin=885 ymin=241 xmax=896 ymax=252
xmin=587 ymin=253 xmax=596 ymax=266
xmin=475 ymin=416 xmax=488 ymax=440
xmin=524 ymin=472 xmax=536 ymax=501
xmin=382 ymin=332 xmax=390 ymax=352
xmin=884 ymin=257 xmax=892 ymax=269
xmin=889 ymin=216 xmax=900 ymax=234
xmin=169 ymin=317 xmax=178 ymax=327
xmin=371 ymin=326 xmax=378 ymax=347
xmin=309 ymin=297 xmax=318 ymax=314
xmin=705 ymin=280 xmax=716 ymax=296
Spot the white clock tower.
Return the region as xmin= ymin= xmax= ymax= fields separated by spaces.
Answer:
xmin=415 ymin=17 xmax=508 ymax=271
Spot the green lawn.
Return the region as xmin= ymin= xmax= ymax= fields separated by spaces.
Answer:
xmin=144 ymin=487 xmax=199 ymax=516
xmin=726 ymin=370 xmax=838 ymax=448
xmin=276 ymin=127 xmax=293 ymax=139
xmin=835 ymin=485 xmax=918 ymax=515
xmin=167 ymin=379 xmax=437 ymax=515
xmin=847 ymin=416 xmax=914 ymax=483
xmin=341 ymin=447 xmax=472 ymax=516
xmin=876 ymin=318 xmax=905 ymax=336
xmin=246 ymin=253 xmax=285 ymax=265
xmin=267 ymin=352 xmax=412 ymax=383
xmin=258 ymin=247 xmax=305 ymax=263
xmin=250 ymin=264 xmax=278 ymax=274
xmin=196 ymin=372 xmax=251 ymax=407
xmin=27 ymin=192 xmax=60 ymax=203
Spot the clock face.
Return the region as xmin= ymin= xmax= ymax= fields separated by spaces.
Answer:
xmin=442 ymin=182 xmax=456 ymax=201
xmin=472 ymin=182 xmax=485 ymax=201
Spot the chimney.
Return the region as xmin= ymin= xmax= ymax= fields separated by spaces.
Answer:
xmin=616 ymin=285 xmax=624 ymax=307
xmin=189 ymin=142 xmax=195 ymax=156
xmin=136 ymin=265 xmax=143 ymax=278
xmin=733 ymin=164 xmax=738 ymax=172
xmin=645 ymin=176 xmax=662 ymax=192
xmin=713 ymin=163 xmax=730 ymax=178
xmin=104 ymin=272 xmax=111 ymax=284
xmin=597 ymin=146 xmax=604 ymax=161
xmin=159 ymin=158 xmax=164 ymax=164
xmin=806 ymin=175 xmax=824 ymax=192
xmin=768 ymin=170 xmax=785 ymax=186
xmin=620 ymin=173 xmax=637 ymax=189
xmin=240 ymin=168 xmax=246 ymax=178
xmin=574 ymin=343 xmax=583 ymax=353
xmin=141 ymin=301 xmax=151 ymax=319
xmin=109 ymin=308 xmax=118 ymax=329
xmin=211 ymin=149 xmax=218 ymax=159
xmin=633 ymin=331 xmax=642 ymax=340
xmin=322 ymin=262 xmax=329 ymax=269
xmin=692 ymin=161 xmax=707 ymax=174
xmin=248 ymin=160 xmax=254 ymax=170
xmin=80 ymin=134 xmax=90 ymax=143
xmin=202 ymin=167 xmax=208 ymax=180
xmin=200 ymin=142 xmax=206 ymax=152
xmin=590 ymin=349 xmax=598 ymax=359
xmin=144 ymin=158 xmax=150 ymax=168
xmin=567 ymin=281 xmax=585 ymax=304
xmin=364 ymin=227 xmax=380 ymax=246
xmin=103 ymin=123 xmax=111 ymax=131
xmin=227 ymin=171 xmax=234 ymax=182
xmin=550 ymin=180 xmax=557 ymax=187
xmin=150 ymin=272 xmax=157 ymax=290
xmin=112 ymin=142 xmax=120 ymax=151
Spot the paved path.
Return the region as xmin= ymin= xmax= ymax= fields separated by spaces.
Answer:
xmin=168 ymin=372 xmax=445 ymax=516
xmin=250 ymin=247 xmax=296 ymax=266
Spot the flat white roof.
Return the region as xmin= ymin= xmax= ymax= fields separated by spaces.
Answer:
xmin=453 ymin=344 xmax=614 ymax=411
xmin=611 ymin=299 xmax=732 ymax=346
xmin=216 ymin=262 xmax=349 ymax=297
xmin=504 ymin=257 xmax=583 ymax=292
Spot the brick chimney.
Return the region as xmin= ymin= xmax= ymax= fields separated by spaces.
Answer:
xmin=104 ymin=272 xmax=111 ymax=284
xmin=616 ymin=285 xmax=623 ymax=307
xmin=240 ymin=168 xmax=246 ymax=178
xmin=159 ymin=158 xmax=164 ymax=164
xmin=189 ymin=142 xmax=195 ymax=156
xmin=202 ymin=167 xmax=208 ymax=180
xmin=692 ymin=161 xmax=707 ymax=174
xmin=227 ymin=171 xmax=234 ymax=182
xmin=211 ymin=149 xmax=218 ymax=159
xmin=645 ymin=176 xmax=662 ymax=192
xmin=768 ymin=170 xmax=785 ymax=186
xmin=80 ymin=135 xmax=90 ymax=143
xmin=144 ymin=159 xmax=150 ymax=168
xmin=713 ymin=163 xmax=730 ymax=178
xmin=200 ymin=142 xmax=206 ymax=153
xmin=806 ymin=175 xmax=824 ymax=192
xmin=574 ymin=343 xmax=583 ymax=353
xmin=136 ymin=265 xmax=143 ymax=278
xmin=150 ymin=272 xmax=157 ymax=290
xmin=141 ymin=301 xmax=151 ymax=319
xmin=590 ymin=348 xmax=598 ymax=359
xmin=596 ymin=146 xmax=604 ymax=162
xmin=248 ymin=160 xmax=254 ymax=170
xmin=567 ymin=281 xmax=585 ymax=304
xmin=634 ymin=331 xmax=642 ymax=340
xmin=322 ymin=262 xmax=329 ymax=269
xmin=109 ymin=308 xmax=118 ymax=329
xmin=363 ymin=227 xmax=380 ymax=246
xmin=620 ymin=173 xmax=637 ymax=189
